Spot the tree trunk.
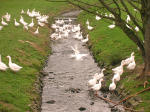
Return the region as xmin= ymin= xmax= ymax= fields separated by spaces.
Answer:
xmin=142 ymin=0 xmax=150 ymax=77
xmin=143 ymin=16 xmax=150 ymax=77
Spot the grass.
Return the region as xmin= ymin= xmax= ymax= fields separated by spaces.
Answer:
xmin=77 ymin=3 xmax=150 ymax=112
xmin=0 ymin=0 xmax=72 ymax=111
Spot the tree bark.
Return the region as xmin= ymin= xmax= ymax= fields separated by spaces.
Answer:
xmin=143 ymin=17 xmax=150 ymax=77
xmin=142 ymin=0 xmax=150 ymax=77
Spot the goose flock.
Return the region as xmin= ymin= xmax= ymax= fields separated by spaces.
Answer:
xmin=0 ymin=9 xmax=49 ymax=34
xmin=87 ymin=11 xmax=140 ymax=32
xmin=0 ymin=9 xmax=49 ymax=72
xmin=109 ymin=52 xmax=136 ymax=91
xmin=84 ymin=11 xmax=137 ymax=93
xmin=0 ymin=8 xmax=137 ymax=94
xmin=50 ymin=18 xmax=89 ymax=60
xmin=50 ymin=11 xmax=138 ymax=94
xmin=88 ymin=68 xmax=105 ymax=94
xmin=88 ymin=52 xmax=136 ymax=93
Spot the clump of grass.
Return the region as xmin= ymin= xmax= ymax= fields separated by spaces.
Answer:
xmin=109 ymin=53 xmax=123 ymax=66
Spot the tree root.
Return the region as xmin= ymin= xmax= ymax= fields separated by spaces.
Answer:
xmin=95 ymin=94 xmax=142 ymax=112
xmin=95 ymin=94 xmax=141 ymax=112
xmin=112 ymin=86 xmax=150 ymax=108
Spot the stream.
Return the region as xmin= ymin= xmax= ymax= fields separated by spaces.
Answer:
xmin=41 ymin=10 xmax=124 ymax=112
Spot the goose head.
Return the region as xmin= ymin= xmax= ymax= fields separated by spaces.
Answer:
xmin=6 ymin=55 xmax=10 ymax=59
xmin=131 ymin=52 xmax=134 ymax=56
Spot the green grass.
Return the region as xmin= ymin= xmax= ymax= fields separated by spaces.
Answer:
xmin=0 ymin=0 xmax=71 ymax=111
xmin=78 ymin=12 xmax=143 ymax=66
xmin=77 ymin=3 xmax=150 ymax=112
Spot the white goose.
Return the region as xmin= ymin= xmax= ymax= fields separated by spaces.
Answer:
xmin=70 ymin=45 xmax=88 ymax=60
xmin=1 ymin=18 xmax=8 ymax=26
xmin=20 ymin=16 xmax=28 ymax=26
xmin=71 ymin=45 xmax=80 ymax=54
xmin=27 ymin=9 xmax=30 ymax=15
xmin=23 ymin=25 xmax=28 ymax=30
xmin=0 ymin=55 xmax=8 ymax=71
xmin=50 ymin=32 xmax=59 ymax=39
xmin=73 ymin=31 xmax=81 ymax=39
xmin=87 ymin=24 xmax=93 ymax=30
xmin=98 ymin=68 xmax=106 ymax=79
xmin=126 ymin=15 xmax=131 ymax=23
xmin=72 ymin=24 xmax=80 ymax=32
xmin=55 ymin=32 xmax=62 ymax=40
xmin=112 ymin=60 xmax=125 ymax=75
xmin=21 ymin=9 xmax=25 ymax=14
xmin=61 ymin=30 xmax=69 ymax=38
xmin=28 ymin=18 xmax=34 ymax=27
xmin=108 ymin=22 xmax=115 ymax=29
xmin=96 ymin=15 xmax=101 ymax=20
xmin=123 ymin=52 xmax=135 ymax=65
xmin=68 ymin=18 xmax=72 ymax=23
xmin=7 ymin=56 xmax=22 ymax=72
xmin=105 ymin=13 xmax=108 ymax=17
xmin=34 ymin=27 xmax=39 ymax=34
xmin=109 ymin=79 xmax=116 ymax=91
xmin=135 ymin=26 xmax=139 ymax=32
xmin=0 ymin=26 xmax=3 ymax=30
xmin=3 ymin=12 xmax=11 ymax=22
xmin=81 ymin=34 xmax=89 ymax=43
xmin=109 ymin=14 xmax=115 ymax=18
xmin=86 ymin=19 xmax=89 ymax=25
xmin=51 ymin=24 xmax=58 ymax=29
xmin=71 ymin=52 xmax=88 ymax=61
xmin=127 ymin=61 xmax=136 ymax=70
xmin=88 ymin=76 xmax=97 ymax=87
xmin=91 ymin=79 xmax=103 ymax=94
xmin=126 ymin=24 xmax=132 ymax=29
xmin=14 ymin=19 xmax=20 ymax=26
xmin=38 ymin=21 xmax=45 ymax=27
xmin=112 ymin=73 xmax=120 ymax=82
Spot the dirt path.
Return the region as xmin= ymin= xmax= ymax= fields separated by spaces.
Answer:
xmin=41 ymin=10 xmax=124 ymax=112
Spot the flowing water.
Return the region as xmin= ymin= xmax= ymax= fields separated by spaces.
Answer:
xmin=41 ymin=10 xmax=124 ymax=112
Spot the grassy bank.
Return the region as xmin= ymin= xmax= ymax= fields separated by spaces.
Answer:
xmin=0 ymin=0 xmax=71 ymax=111
xmin=78 ymin=8 xmax=150 ymax=112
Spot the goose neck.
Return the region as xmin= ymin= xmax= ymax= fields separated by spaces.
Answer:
xmin=0 ymin=55 xmax=1 ymax=62
xmin=8 ymin=56 xmax=12 ymax=64
xmin=102 ymin=69 xmax=105 ymax=72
